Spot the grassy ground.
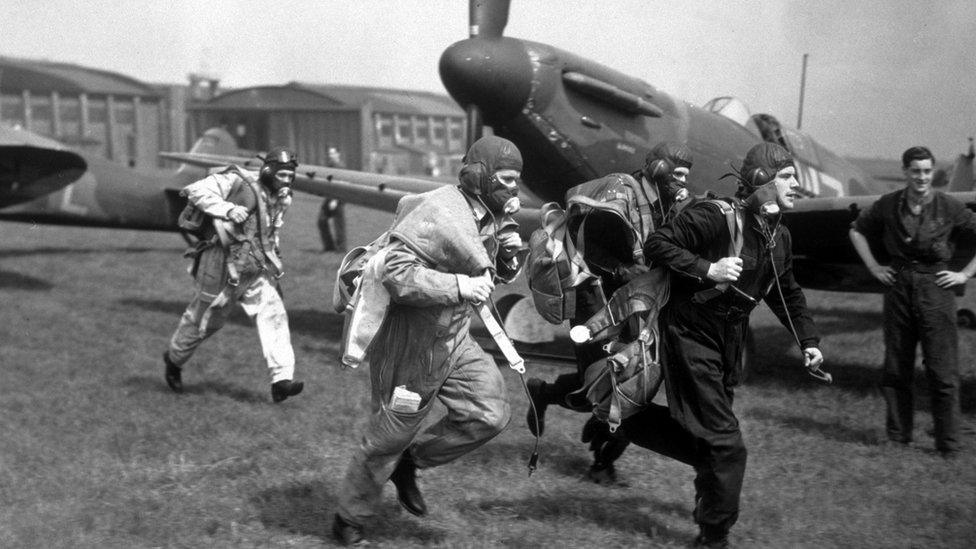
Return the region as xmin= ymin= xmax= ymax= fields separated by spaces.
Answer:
xmin=1 ymin=193 xmax=975 ymax=548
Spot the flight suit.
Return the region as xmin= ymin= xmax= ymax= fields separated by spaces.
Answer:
xmin=337 ymin=185 xmax=519 ymax=526
xmin=622 ymin=199 xmax=819 ymax=538
xmin=166 ymin=169 xmax=295 ymax=384
xmin=853 ymin=188 xmax=976 ymax=453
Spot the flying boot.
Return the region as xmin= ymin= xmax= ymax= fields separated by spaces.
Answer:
xmin=271 ymin=379 xmax=304 ymax=403
xmin=163 ymin=351 xmax=182 ymax=393
xmin=390 ymin=449 xmax=427 ymax=516
xmin=331 ymin=513 xmax=366 ymax=546
xmin=581 ymin=415 xmax=630 ymax=485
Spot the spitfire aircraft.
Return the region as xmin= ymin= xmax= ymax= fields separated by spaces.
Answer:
xmin=165 ymin=0 xmax=974 ymax=296
xmin=4 ymin=0 xmax=975 ymax=338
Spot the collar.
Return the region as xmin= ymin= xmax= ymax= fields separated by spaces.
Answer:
xmin=462 ymin=189 xmax=493 ymax=227
xmin=902 ymin=188 xmax=934 ymax=215
xmin=640 ymin=175 xmax=662 ymax=204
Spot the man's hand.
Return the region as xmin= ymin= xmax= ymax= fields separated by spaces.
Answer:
xmin=458 ymin=271 xmax=495 ymax=304
xmin=869 ymin=265 xmax=895 ymax=286
xmin=227 ymin=205 xmax=249 ymax=223
xmin=707 ymin=257 xmax=743 ymax=282
xmin=498 ymin=231 xmax=522 ymax=260
xmin=803 ymin=347 xmax=824 ymax=370
xmin=935 ymin=270 xmax=969 ymax=288
xmin=616 ymin=263 xmax=650 ymax=283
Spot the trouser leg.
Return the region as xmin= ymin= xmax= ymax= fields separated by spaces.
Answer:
xmin=693 ymin=430 xmax=747 ymax=533
xmin=882 ymin=280 xmax=918 ymax=443
xmin=619 ymin=403 xmax=699 ymax=465
xmin=917 ymin=279 xmax=960 ymax=453
xmin=411 ymin=334 xmax=511 ymax=468
xmin=660 ymin=308 xmax=746 ymax=536
xmin=239 ymin=276 xmax=295 ymax=383
xmin=167 ymin=292 xmax=228 ymax=366
xmin=337 ymin=346 xmax=439 ymax=525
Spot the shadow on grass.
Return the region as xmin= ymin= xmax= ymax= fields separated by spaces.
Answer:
xmin=744 ymin=406 xmax=880 ymax=445
xmin=456 ymin=490 xmax=690 ymax=545
xmin=250 ymin=480 xmax=448 ymax=545
xmin=118 ymin=298 xmax=346 ymax=341
xmin=123 ymin=375 xmax=268 ymax=404
xmin=0 ymin=269 xmax=53 ymax=290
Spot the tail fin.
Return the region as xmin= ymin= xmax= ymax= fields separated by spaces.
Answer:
xmin=189 ymin=127 xmax=238 ymax=155
xmin=176 ymin=127 xmax=239 ymax=175
xmin=947 ymin=137 xmax=975 ymax=192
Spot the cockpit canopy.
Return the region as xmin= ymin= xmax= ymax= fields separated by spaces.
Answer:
xmin=702 ymin=96 xmax=753 ymax=128
xmin=704 ymin=96 xmax=815 ymax=167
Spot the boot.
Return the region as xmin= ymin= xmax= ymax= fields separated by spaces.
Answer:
xmin=332 ymin=513 xmax=366 ymax=546
xmin=390 ymin=450 xmax=427 ymax=516
xmin=583 ymin=417 xmax=630 ymax=486
xmin=163 ymin=351 xmax=182 ymax=393
xmin=586 ymin=460 xmax=619 ymax=485
xmin=525 ymin=377 xmax=549 ymax=436
xmin=694 ymin=526 xmax=730 ymax=548
xmin=271 ymin=379 xmax=304 ymax=403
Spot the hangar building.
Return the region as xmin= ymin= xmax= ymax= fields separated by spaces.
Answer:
xmin=189 ymin=82 xmax=467 ymax=174
xmin=0 ymin=56 xmax=185 ymax=168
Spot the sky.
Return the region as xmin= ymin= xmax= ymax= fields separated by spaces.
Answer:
xmin=3 ymin=0 xmax=975 ymax=162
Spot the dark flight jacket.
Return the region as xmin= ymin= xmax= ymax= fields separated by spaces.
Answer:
xmin=646 ymin=199 xmax=820 ymax=360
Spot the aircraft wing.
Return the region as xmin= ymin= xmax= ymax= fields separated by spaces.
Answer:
xmin=0 ymin=125 xmax=88 ymax=208
xmin=159 ymin=151 xmax=446 ymax=213
xmin=159 ymin=151 xmax=544 ymax=233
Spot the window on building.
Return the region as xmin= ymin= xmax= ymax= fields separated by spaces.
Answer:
xmin=59 ymin=97 xmax=81 ymax=140
xmin=396 ymin=119 xmax=411 ymax=142
xmin=414 ymin=118 xmax=428 ymax=145
xmin=29 ymin=96 xmax=53 ymax=136
xmin=1 ymin=94 xmax=25 ymax=128
xmin=113 ymin=100 xmax=135 ymax=125
xmin=375 ymin=114 xmax=393 ymax=148
xmin=87 ymin=97 xmax=108 ymax=123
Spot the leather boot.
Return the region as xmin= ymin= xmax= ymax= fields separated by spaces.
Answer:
xmin=271 ymin=379 xmax=304 ymax=403
xmin=332 ymin=513 xmax=366 ymax=546
xmin=163 ymin=351 xmax=182 ymax=393
xmin=390 ymin=450 xmax=427 ymax=516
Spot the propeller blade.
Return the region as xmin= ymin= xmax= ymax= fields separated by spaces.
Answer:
xmin=469 ymin=0 xmax=511 ymax=39
xmin=466 ymin=104 xmax=484 ymax=150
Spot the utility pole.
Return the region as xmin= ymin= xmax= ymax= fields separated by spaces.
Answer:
xmin=797 ymin=53 xmax=808 ymax=130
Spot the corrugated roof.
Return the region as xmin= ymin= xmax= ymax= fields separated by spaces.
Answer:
xmin=288 ymin=82 xmax=464 ymax=117
xmin=0 ymin=56 xmax=159 ymax=97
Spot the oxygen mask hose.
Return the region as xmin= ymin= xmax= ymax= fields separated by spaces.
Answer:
xmin=769 ymin=253 xmax=832 ymax=384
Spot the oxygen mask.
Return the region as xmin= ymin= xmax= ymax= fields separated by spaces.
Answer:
xmin=484 ymin=173 xmax=520 ymax=214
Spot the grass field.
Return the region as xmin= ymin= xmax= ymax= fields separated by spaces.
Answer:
xmin=2 ymin=193 xmax=975 ymax=548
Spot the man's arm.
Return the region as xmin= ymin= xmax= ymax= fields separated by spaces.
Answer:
xmin=935 ymin=254 xmax=976 ymax=289
xmin=183 ymin=172 xmax=247 ymax=221
xmin=763 ymin=229 xmax=824 ymax=370
xmin=382 ymin=239 xmax=493 ymax=306
xmin=644 ymin=203 xmax=740 ymax=283
xmin=849 ymin=227 xmax=895 ymax=286
xmin=936 ymin=202 xmax=976 ymax=288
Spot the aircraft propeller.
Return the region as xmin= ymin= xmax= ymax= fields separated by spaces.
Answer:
xmin=463 ymin=0 xmax=511 ymax=149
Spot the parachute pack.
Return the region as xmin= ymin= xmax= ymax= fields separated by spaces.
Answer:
xmin=525 ymin=174 xmax=743 ymax=428
xmin=526 ymin=173 xmax=658 ymax=325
